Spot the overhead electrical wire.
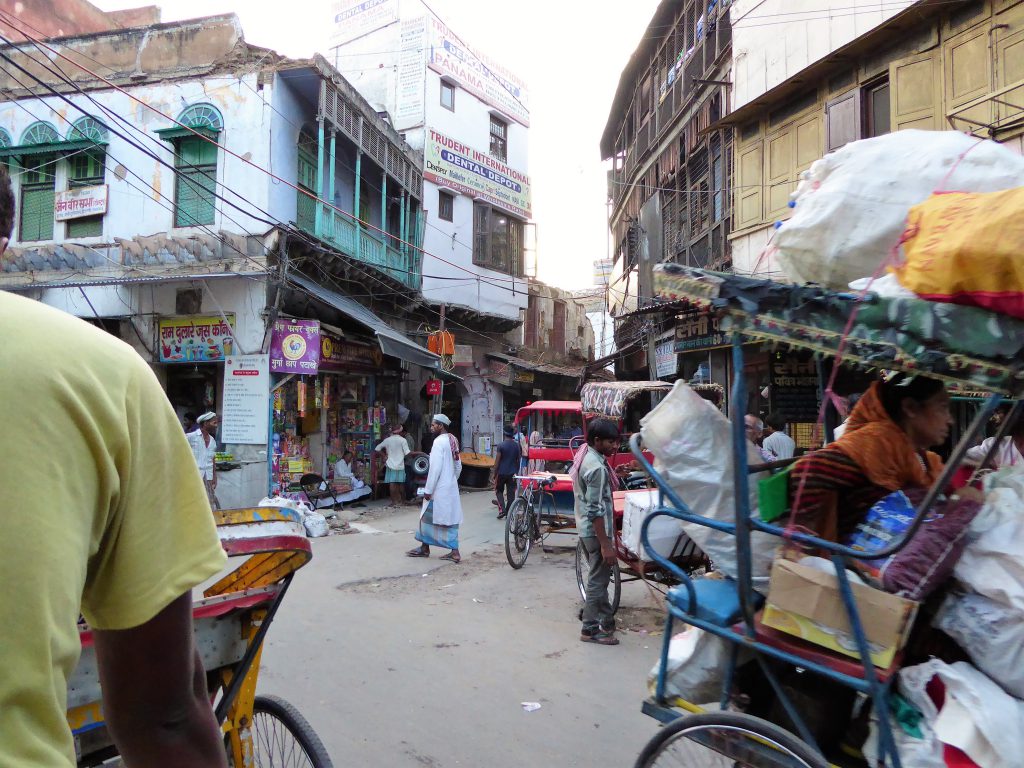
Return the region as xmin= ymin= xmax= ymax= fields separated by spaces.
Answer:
xmin=0 ymin=13 xmax=534 ymax=296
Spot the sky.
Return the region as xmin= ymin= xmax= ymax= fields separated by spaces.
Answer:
xmin=96 ymin=0 xmax=661 ymax=290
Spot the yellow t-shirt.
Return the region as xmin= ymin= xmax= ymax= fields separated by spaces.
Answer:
xmin=0 ymin=292 xmax=228 ymax=766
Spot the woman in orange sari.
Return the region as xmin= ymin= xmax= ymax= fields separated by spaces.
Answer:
xmin=789 ymin=375 xmax=978 ymax=543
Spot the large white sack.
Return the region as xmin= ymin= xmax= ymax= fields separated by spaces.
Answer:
xmin=640 ymin=381 xmax=774 ymax=583
xmin=648 ymin=625 xmax=731 ymax=704
xmin=771 ymin=131 xmax=1024 ymax=290
xmin=954 ymin=467 xmax=1024 ymax=612
xmin=934 ymin=591 xmax=1024 ymax=699
xmin=899 ymin=659 xmax=1024 ymax=768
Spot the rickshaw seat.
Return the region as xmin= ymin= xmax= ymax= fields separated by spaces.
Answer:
xmin=667 ymin=578 xmax=763 ymax=627
xmin=739 ymin=612 xmax=902 ymax=684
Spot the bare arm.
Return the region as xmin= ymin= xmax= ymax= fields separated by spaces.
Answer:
xmin=94 ymin=592 xmax=227 ymax=767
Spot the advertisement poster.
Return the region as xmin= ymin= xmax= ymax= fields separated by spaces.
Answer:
xmin=426 ymin=15 xmax=529 ymax=126
xmin=654 ymin=336 xmax=678 ymax=379
xmin=328 ymin=0 xmax=398 ymax=46
xmin=270 ymin=318 xmax=321 ymax=374
xmin=424 ymin=128 xmax=531 ymax=219
xmin=158 ymin=315 xmax=235 ymax=363
xmin=221 ymin=354 xmax=270 ymax=445
xmin=395 ymin=16 xmax=427 ymax=128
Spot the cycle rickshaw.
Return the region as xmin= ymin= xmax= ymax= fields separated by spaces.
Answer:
xmin=632 ymin=265 xmax=1024 ymax=767
xmin=68 ymin=506 xmax=333 ymax=767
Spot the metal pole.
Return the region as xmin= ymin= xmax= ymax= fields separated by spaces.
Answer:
xmin=729 ymin=336 xmax=755 ymax=635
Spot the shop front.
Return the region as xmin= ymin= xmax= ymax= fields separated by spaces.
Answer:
xmin=158 ymin=313 xmax=236 ymax=428
xmin=672 ymin=309 xmax=730 ymax=410
xmin=268 ymin=316 xmax=407 ymax=506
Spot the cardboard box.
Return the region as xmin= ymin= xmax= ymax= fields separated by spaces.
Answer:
xmin=620 ymin=489 xmax=689 ymax=562
xmin=762 ymin=559 xmax=918 ymax=668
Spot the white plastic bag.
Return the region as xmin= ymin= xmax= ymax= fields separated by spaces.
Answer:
xmin=934 ymin=591 xmax=1024 ymax=699
xmin=954 ymin=467 xmax=1024 ymax=612
xmin=302 ymin=512 xmax=329 ymax=538
xmin=648 ymin=626 xmax=730 ymax=703
xmin=899 ymin=659 xmax=1024 ymax=768
xmin=641 ymin=381 xmax=774 ymax=583
xmin=771 ymin=131 xmax=1024 ymax=290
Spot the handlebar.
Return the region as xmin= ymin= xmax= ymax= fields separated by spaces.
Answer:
xmin=514 ymin=474 xmax=558 ymax=489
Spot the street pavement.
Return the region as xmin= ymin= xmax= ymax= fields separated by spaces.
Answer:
xmin=258 ymin=489 xmax=670 ymax=767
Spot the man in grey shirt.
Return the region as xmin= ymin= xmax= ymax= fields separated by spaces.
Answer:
xmin=571 ymin=418 xmax=621 ymax=645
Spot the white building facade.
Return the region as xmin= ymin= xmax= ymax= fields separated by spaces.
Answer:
xmin=330 ymin=0 xmax=532 ymax=450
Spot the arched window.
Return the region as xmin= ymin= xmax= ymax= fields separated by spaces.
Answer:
xmin=67 ymin=116 xmax=110 ymax=145
xmin=169 ymin=104 xmax=223 ymax=228
xmin=66 ymin=117 xmax=109 ymax=238
xmin=296 ymin=125 xmax=318 ymax=232
xmin=0 ymin=128 xmax=11 ymax=149
xmin=177 ymin=103 xmax=224 ymax=132
xmin=21 ymin=121 xmax=60 ymax=146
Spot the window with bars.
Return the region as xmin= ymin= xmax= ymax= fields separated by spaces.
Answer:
xmin=489 ymin=115 xmax=508 ymax=163
xmin=66 ymin=150 xmax=106 ymax=238
xmin=296 ymin=128 xmax=317 ymax=232
xmin=438 ymin=190 xmax=454 ymax=222
xmin=19 ymin=154 xmax=56 ymax=241
xmin=174 ymin=137 xmax=217 ymax=227
xmin=472 ymin=202 xmax=523 ymax=276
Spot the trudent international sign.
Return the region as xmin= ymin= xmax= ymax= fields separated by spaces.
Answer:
xmin=424 ymin=129 xmax=531 ymax=219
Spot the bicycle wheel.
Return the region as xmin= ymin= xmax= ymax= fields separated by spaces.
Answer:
xmin=250 ymin=694 xmax=334 ymax=768
xmin=574 ymin=539 xmax=623 ymax=615
xmin=634 ymin=712 xmax=827 ymax=768
xmin=504 ymin=498 xmax=532 ymax=569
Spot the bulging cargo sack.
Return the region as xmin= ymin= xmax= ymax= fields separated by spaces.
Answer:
xmin=770 ymin=131 xmax=1024 ymax=290
xmin=895 ymin=188 xmax=1024 ymax=319
xmin=640 ymin=381 xmax=774 ymax=584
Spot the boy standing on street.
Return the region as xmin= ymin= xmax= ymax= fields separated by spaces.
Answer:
xmin=571 ymin=418 xmax=621 ymax=645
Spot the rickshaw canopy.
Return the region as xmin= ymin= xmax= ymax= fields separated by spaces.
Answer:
xmin=580 ymin=381 xmax=674 ymax=420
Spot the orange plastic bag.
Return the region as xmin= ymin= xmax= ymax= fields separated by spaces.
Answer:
xmin=895 ymin=188 xmax=1024 ymax=319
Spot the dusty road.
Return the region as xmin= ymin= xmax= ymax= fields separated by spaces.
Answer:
xmin=257 ymin=490 xmax=671 ymax=767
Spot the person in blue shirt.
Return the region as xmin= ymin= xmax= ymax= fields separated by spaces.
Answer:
xmin=491 ymin=426 xmax=523 ymax=519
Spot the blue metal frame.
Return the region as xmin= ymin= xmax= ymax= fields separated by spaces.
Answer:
xmin=633 ymin=331 xmax=1004 ymax=767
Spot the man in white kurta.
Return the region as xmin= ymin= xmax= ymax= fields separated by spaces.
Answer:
xmin=407 ymin=414 xmax=463 ymax=561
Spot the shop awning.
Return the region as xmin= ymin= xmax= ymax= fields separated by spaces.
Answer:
xmin=287 ymin=273 xmax=440 ymax=370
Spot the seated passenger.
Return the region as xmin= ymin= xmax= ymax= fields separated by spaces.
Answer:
xmin=789 ymin=375 xmax=954 ymax=542
xmin=964 ymin=406 xmax=1024 ymax=469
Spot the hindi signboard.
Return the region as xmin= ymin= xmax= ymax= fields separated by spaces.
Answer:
xmin=673 ymin=310 xmax=727 ymax=353
xmin=329 ymin=0 xmax=398 ymax=46
xmin=318 ymin=331 xmax=384 ymax=372
xmin=270 ymin=318 xmax=321 ymax=374
xmin=770 ymin=351 xmax=821 ymax=422
xmin=221 ymin=354 xmax=270 ymax=444
xmin=424 ymin=128 xmax=531 ymax=219
xmin=426 ymin=16 xmax=529 ymax=126
xmin=55 ymin=184 xmax=108 ymax=221
xmin=158 ymin=315 xmax=235 ymax=363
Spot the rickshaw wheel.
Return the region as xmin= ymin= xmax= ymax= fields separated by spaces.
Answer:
xmin=634 ymin=712 xmax=827 ymax=768
xmin=574 ymin=540 xmax=621 ymax=615
xmin=250 ymin=694 xmax=334 ymax=767
xmin=504 ymin=498 xmax=532 ymax=569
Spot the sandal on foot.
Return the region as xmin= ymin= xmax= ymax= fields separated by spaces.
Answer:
xmin=406 ymin=548 xmax=429 ymax=557
xmin=439 ymin=552 xmax=461 ymax=563
xmin=580 ymin=631 xmax=619 ymax=645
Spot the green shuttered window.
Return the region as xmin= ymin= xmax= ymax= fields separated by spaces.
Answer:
xmin=67 ymin=151 xmax=106 ymax=238
xmin=174 ymin=137 xmax=217 ymax=227
xmin=20 ymin=154 xmax=55 ymax=242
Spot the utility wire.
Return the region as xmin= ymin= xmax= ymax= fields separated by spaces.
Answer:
xmin=0 ymin=12 xmax=533 ymax=295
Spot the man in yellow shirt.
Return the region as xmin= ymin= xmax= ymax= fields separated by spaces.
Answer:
xmin=0 ymin=166 xmax=229 ymax=764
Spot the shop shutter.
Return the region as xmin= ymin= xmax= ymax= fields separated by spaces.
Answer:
xmin=889 ymin=50 xmax=942 ymax=131
xmin=20 ymin=186 xmax=55 ymax=241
